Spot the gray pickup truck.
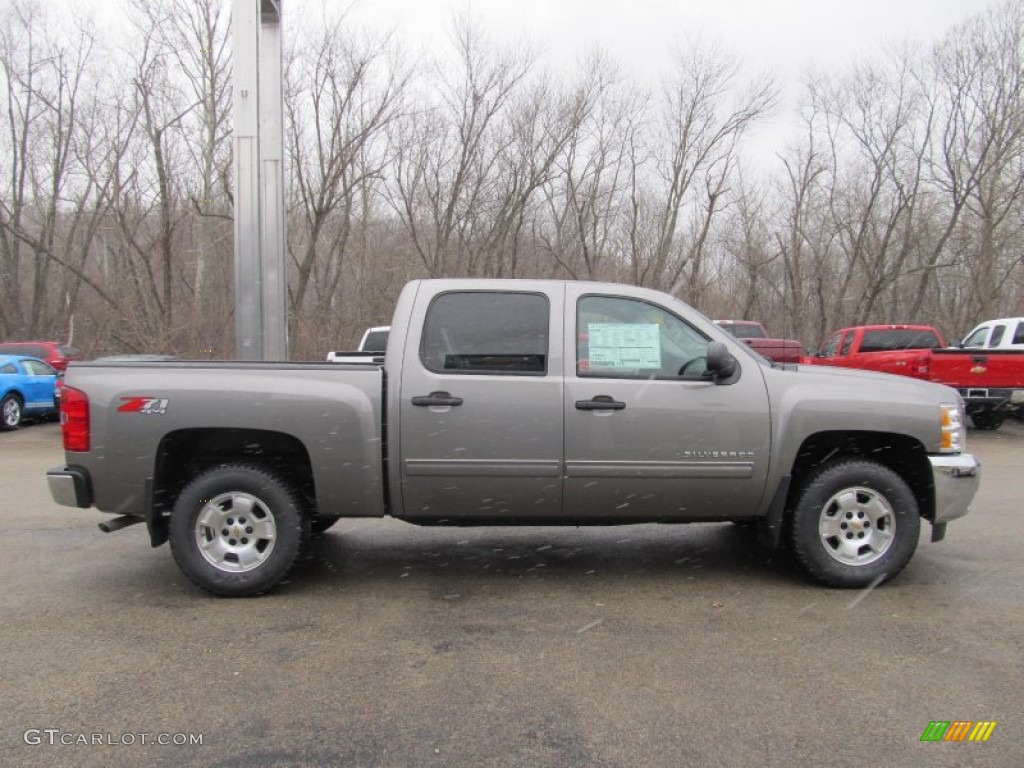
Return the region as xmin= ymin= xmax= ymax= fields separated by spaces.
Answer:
xmin=47 ymin=279 xmax=980 ymax=596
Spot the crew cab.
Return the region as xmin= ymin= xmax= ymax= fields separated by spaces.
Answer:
xmin=714 ymin=320 xmax=804 ymax=364
xmin=809 ymin=324 xmax=1024 ymax=430
xmin=47 ymin=280 xmax=980 ymax=596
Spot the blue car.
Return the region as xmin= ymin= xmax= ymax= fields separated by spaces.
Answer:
xmin=0 ymin=354 xmax=59 ymax=430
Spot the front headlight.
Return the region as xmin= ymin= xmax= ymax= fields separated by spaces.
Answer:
xmin=940 ymin=402 xmax=965 ymax=453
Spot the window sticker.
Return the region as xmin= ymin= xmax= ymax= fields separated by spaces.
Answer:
xmin=587 ymin=323 xmax=661 ymax=369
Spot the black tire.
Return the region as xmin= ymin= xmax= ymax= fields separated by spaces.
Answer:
xmin=789 ymin=460 xmax=920 ymax=588
xmin=169 ymin=464 xmax=310 ymax=597
xmin=310 ymin=515 xmax=341 ymax=536
xmin=1 ymin=393 xmax=22 ymax=431
xmin=970 ymin=410 xmax=1004 ymax=430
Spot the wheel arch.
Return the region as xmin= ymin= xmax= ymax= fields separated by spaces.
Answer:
xmin=785 ymin=430 xmax=934 ymax=522
xmin=154 ymin=428 xmax=317 ymax=526
xmin=1 ymin=387 xmax=25 ymax=406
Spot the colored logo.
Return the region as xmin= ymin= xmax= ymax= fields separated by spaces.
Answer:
xmin=117 ymin=396 xmax=169 ymax=415
xmin=920 ymin=721 xmax=997 ymax=742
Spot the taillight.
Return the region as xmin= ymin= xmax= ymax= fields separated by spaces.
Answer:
xmin=62 ymin=386 xmax=90 ymax=452
xmin=913 ymin=354 xmax=930 ymax=377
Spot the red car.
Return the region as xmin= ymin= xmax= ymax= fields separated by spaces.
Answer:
xmin=0 ymin=341 xmax=80 ymax=371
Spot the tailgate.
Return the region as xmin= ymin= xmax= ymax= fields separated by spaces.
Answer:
xmin=929 ymin=350 xmax=1024 ymax=388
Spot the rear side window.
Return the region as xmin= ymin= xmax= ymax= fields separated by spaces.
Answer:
xmin=719 ymin=322 xmax=765 ymax=339
xmin=421 ymin=292 xmax=549 ymax=375
xmin=860 ymin=329 xmax=942 ymax=352
xmin=990 ymin=325 xmax=1006 ymax=346
xmin=1014 ymin=322 xmax=1024 ymax=345
xmin=57 ymin=346 xmax=78 ymax=357
xmin=0 ymin=363 xmax=15 ymax=374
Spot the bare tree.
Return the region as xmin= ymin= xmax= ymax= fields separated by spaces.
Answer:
xmin=636 ymin=40 xmax=777 ymax=301
xmin=536 ymin=51 xmax=644 ymax=282
xmin=387 ymin=15 xmax=536 ymax=278
xmin=284 ymin=12 xmax=408 ymax=352
xmin=0 ymin=0 xmax=120 ymax=340
xmin=936 ymin=1 xmax=1024 ymax=324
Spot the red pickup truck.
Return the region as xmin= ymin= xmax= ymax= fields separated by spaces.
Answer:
xmin=714 ymin=320 xmax=804 ymax=364
xmin=808 ymin=325 xmax=1024 ymax=430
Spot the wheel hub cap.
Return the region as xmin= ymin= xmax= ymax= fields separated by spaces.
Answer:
xmin=818 ymin=486 xmax=895 ymax=566
xmin=194 ymin=492 xmax=277 ymax=573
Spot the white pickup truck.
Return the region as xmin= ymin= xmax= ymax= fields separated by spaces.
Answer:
xmin=961 ymin=317 xmax=1024 ymax=351
xmin=326 ymin=326 xmax=390 ymax=364
xmin=47 ymin=279 xmax=980 ymax=596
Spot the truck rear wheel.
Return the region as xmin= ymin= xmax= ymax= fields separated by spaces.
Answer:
xmin=970 ymin=410 xmax=1004 ymax=430
xmin=789 ymin=460 xmax=920 ymax=588
xmin=169 ymin=464 xmax=309 ymax=597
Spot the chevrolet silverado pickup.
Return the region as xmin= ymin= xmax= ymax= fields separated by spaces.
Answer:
xmin=47 ymin=280 xmax=980 ymax=596
xmin=809 ymin=324 xmax=1024 ymax=430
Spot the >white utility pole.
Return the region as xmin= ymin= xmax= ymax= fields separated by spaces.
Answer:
xmin=233 ymin=0 xmax=288 ymax=360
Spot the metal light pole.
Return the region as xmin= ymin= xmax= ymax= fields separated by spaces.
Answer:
xmin=233 ymin=0 xmax=288 ymax=360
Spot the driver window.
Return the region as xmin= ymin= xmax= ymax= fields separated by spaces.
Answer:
xmin=577 ymin=296 xmax=710 ymax=379
xmin=962 ymin=328 xmax=988 ymax=347
xmin=821 ymin=333 xmax=843 ymax=357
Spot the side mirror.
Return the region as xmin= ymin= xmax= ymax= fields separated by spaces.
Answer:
xmin=706 ymin=341 xmax=738 ymax=383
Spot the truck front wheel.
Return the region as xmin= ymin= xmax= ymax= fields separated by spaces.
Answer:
xmin=970 ymin=410 xmax=1004 ymax=430
xmin=169 ymin=464 xmax=310 ymax=597
xmin=789 ymin=460 xmax=920 ymax=588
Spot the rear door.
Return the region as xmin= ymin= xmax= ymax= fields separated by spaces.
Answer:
xmin=396 ymin=286 xmax=565 ymax=519
xmin=563 ymin=286 xmax=771 ymax=520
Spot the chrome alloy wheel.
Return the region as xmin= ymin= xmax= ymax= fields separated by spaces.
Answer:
xmin=818 ymin=486 xmax=895 ymax=566
xmin=194 ymin=492 xmax=277 ymax=573
xmin=2 ymin=397 xmax=20 ymax=427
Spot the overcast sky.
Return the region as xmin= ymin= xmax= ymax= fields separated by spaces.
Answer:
xmin=343 ymin=0 xmax=996 ymax=78
xmin=339 ymin=0 xmax=1001 ymax=167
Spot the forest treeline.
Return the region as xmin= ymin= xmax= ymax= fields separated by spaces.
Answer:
xmin=1 ymin=0 xmax=1023 ymax=358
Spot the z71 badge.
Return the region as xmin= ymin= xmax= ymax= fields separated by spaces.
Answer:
xmin=117 ymin=396 xmax=169 ymax=415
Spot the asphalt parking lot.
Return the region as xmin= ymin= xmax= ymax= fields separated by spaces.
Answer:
xmin=2 ymin=421 xmax=1022 ymax=768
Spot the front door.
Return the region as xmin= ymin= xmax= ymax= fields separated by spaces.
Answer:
xmin=563 ymin=287 xmax=772 ymax=520
xmin=397 ymin=287 xmax=565 ymax=519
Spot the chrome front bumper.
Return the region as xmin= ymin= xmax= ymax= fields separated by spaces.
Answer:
xmin=929 ymin=454 xmax=980 ymax=525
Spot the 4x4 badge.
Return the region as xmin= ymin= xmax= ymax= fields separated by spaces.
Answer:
xmin=117 ymin=396 xmax=169 ymax=415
